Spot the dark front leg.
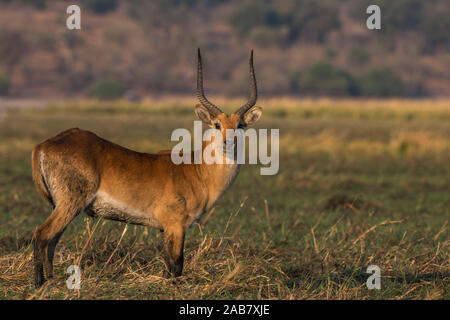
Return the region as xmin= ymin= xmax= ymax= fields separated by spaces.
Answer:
xmin=33 ymin=238 xmax=46 ymax=288
xmin=162 ymin=225 xmax=185 ymax=277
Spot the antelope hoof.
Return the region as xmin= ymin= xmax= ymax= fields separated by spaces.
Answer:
xmin=35 ymin=275 xmax=46 ymax=289
xmin=163 ymin=266 xmax=182 ymax=278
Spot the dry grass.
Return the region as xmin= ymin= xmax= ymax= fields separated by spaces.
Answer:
xmin=1 ymin=214 xmax=447 ymax=300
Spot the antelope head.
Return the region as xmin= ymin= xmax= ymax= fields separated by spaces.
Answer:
xmin=195 ymin=49 xmax=263 ymax=158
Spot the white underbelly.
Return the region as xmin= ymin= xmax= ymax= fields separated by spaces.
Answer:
xmin=86 ymin=192 xmax=162 ymax=229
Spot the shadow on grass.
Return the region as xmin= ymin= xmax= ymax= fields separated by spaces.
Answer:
xmin=285 ymin=267 xmax=449 ymax=289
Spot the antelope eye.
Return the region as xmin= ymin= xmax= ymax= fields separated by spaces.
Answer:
xmin=215 ymin=123 xmax=221 ymax=130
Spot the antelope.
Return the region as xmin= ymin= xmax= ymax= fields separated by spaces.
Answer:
xmin=31 ymin=49 xmax=262 ymax=288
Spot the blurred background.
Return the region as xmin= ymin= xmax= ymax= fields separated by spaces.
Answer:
xmin=0 ymin=0 xmax=449 ymax=100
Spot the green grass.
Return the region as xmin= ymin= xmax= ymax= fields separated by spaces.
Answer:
xmin=0 ymin=101 xmax=448 ymax=299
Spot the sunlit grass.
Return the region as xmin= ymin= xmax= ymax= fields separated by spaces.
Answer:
xmin=11 ymin=97 xmax=450 ymax=121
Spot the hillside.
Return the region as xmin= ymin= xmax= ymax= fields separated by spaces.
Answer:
xmin=0 ymin=0 xmax=449 ymax=98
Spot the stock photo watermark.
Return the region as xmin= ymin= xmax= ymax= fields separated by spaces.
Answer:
xmin=170 ymin=121 xmax=279 ymax=176
xmin=366 ymin=265 xmax=381 ymax=290
xmin=66 ymin=265 xmax=81 ymax=290
xmin=366 ymin=5 xmax=381 ymax=30
xmin=66 ymin=5 xmax=81 ymax=30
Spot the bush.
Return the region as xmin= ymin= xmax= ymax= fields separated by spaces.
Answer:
xmin=230 ymin=0 xmax=339 ymax=44
xmin=63 ymin=69 xmax=94 ymax=92
xmin=347 ymin=46 xmax=370 ymax=64
xmin=0 ymin=30 xmax=28 ymax=66
xmin=422 ymin=10 xmax=450 ymax=51
xmin=296 ymin=61 xmax=358 ymax=96
xmin=383 ymin=0 xmax=423 ymax=31
xmin=357 ymin=68 xmax=404 ymax=97
xmin=19 ymin=0 xmax=46 ymax=9
xmin=82 ymin=0 xmax=119 ymax=14
xmin=230 ymin=0 xmax=282 ymax=35
xmin=63 ymin=32 xmax=84 ymax=50
xmin=287 ymin=0 xmax=340 ymax=43
xmin=324 ymin=48 xmax=337 ymax=60
xmin=249 ymin=26 xmax=283 ymax=47
xmin=0 ymin=73 xmax=9 ymax=96
xmin=89 ymin=79 xmax=125 ymax=100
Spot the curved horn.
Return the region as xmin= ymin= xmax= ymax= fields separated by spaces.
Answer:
xmin=235 ymin=50 xmax=257 ymax=117
xmin=197 ymin=48 xmax=223 ymax=116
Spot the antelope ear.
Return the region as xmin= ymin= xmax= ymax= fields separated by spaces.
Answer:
xmin=243 ymin=106 xmax=262 ymax=126
xmin=195 ymin=104 xmax=214 ymax=125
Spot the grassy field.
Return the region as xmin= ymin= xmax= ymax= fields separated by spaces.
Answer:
xmin=0 ymin=98 xmax=448 ymax=299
